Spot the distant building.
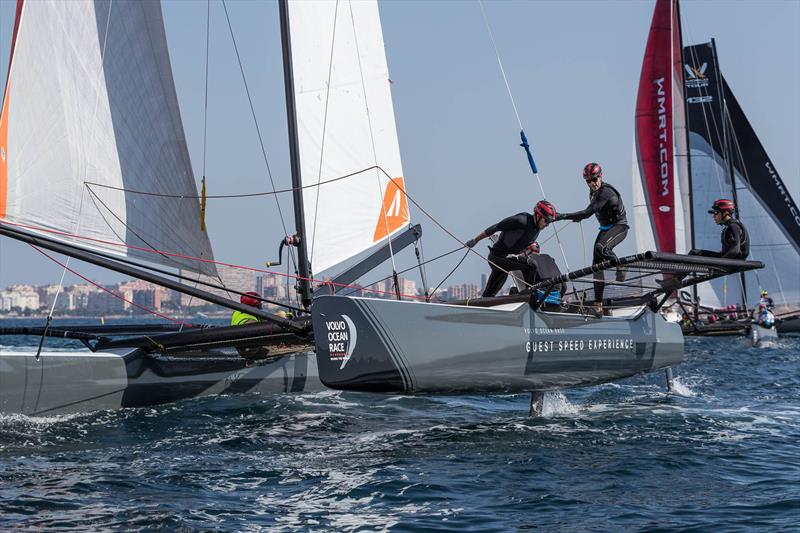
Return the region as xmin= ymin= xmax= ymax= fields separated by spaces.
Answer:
xmin=257 ymin=272 xmax=290 ymax=304
xmin=367 ymin=276 xmax=418 ymax=300
xmin=0 ymin=285 xmax=40 ymax=311
xmin=118 ymin=280 xmax=167 ymax=313
xmin=66 ymin=284 xmax=100 ymax=310
xmin=177 ymin=264 xmax=256 ymax=307
xmin=446 ymin=283 xmax=480 ymax=301
xmin=37 ymin=284 xmax=69 ymax=312
xmin=87 ymin=288 xmax=125 ymax=315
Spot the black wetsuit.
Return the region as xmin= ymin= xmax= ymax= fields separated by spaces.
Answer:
xmin=556 ymin=183 xmax=629 ymax=304
xmin=690 ymin=219 xmax=750 ymax=259
xmin=481 ymin=213 xmax=541 ymax=297
xmin=525 ymin=253 xmax=566 ymax=296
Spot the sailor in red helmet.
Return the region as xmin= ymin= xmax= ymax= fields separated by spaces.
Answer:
xmin=465 ymin=200 xmax=557 ymax=297
xmin=555 ymin=162 xmax=628 ymax=315
xmin=231 ymin=291 xmax=263 ymax=326
xmin=689 ymin=199 xmax=749 ymax=259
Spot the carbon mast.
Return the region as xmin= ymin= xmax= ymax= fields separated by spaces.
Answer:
xmin=710 ymin=38 xmax=748 ymax=309
xmin=675 ymin=0 xmax=699 ymax=319
xmin=279 ymin=0 xmax=313 ymax=310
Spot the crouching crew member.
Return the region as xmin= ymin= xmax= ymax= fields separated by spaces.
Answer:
xmin=511 ymin=241 xmax=566 ymax=298
xmin=466 ymin=200 xmax=557 ymax=297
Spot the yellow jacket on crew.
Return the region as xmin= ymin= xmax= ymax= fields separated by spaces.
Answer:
xmin=231 ymin=310 xmax=260 ymax=326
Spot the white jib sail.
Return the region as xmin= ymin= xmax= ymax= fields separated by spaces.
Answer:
xmin=287 ymin=0 xmax=409 ymax=275
xmin=0 ymin=0 xmax=215 ymax=276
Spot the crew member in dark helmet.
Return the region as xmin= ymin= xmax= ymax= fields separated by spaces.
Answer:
xmin=465 ymin=200 xmax=557 ymax=297
xmin=555 ymin=162 xmax=628 ymax=316
xmin=510 ymin=241 xmax=566 ymax=298
xmin=689 ymin=199 xmax=749 ymax=259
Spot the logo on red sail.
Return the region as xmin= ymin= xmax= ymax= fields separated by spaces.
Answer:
xmin=654 ymin=77 xmax=670 ymax=198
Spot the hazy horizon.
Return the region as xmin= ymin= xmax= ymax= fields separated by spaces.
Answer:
xmin=1 ymin=0 xmax=798 ymax=297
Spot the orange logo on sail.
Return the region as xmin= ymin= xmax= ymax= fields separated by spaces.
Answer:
xmin=372 ymin=177 xmax=409 ymax=242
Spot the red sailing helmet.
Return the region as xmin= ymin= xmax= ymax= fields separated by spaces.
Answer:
xmin=240 ymin=291 xmax=262 ymax=308
xmin=582 ymin=162 xmax=603 ymax=181
xmin=526 ymin=241 xmax=541 ymax=254
xmin=534 ymin=200 xmax=557 ymax=223
xmin=708 ymin=198 xmax=735 ymax=214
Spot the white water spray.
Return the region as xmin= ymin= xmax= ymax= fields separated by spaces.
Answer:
xmin=669 ymin=376 xmax=696 ymax=397
xmin=541 ymin=391 xmax=579 ymax=417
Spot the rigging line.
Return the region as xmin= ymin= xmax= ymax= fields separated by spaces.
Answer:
xmin=768 ymin=248 xmax=789 ymax=308
xmin=83 ymin=165 xmax=383 ymax=199
xmin=202 ymin=0 xmax=211 ymax=178
xmin=579 ymin=220 xmax=587 ymax=267
xmin=221 ymin=0 xmax=294 ymax=268
xmin=683 ymin=33 xmax=727 ymax=196
xmin=21 ymin=187 xmax=527 ymax=299
xmin=85 ymin=185 xmax=189 ymax=271
xmin=477 ymin=0 xmax=522 ymax=131
xmin=346 ymin=0 xmax=399 ymax=276
xmin=430 ymin=249 xmax=471 ymax=299
xmin=476 ymin=0 xmax=575 ymax=294
xmin=367 ymin=167 xmax=535 ymax=289
xmin=339 ymin=246 xmax=463 ymax=298
xmin=39 ymin=167 xmax=94 ymax=353
xmin=309 ymin=0 xmax=340 ymax=266
xmin=18 ymin=162 xmax=532 ymax=293
xmin=30 ymin=245 xmax=193 ymax=327
xmin=179 ymin=276 xmax=200 ymax=332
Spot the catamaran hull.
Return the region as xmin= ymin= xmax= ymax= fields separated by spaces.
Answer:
xmin=0 ymin=350 xmax=323 ymax=416
xmin=777 ymin=315 xmax=800 ymax=336
xmin=312 ymin=296 xmax=683 ymax=394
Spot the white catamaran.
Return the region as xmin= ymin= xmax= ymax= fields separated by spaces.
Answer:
xmin=0 ymin=0 xmax=761 ymax=416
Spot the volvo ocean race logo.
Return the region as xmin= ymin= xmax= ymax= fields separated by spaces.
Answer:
xmin=325 ymin=315 xmax=358 ymax=370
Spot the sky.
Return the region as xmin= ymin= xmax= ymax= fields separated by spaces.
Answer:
xmin=0 ymin=0 xmax=798 ymax=292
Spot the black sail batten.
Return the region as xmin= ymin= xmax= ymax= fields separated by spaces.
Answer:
xmin=0 ymin=222 xmax=308 ymax=334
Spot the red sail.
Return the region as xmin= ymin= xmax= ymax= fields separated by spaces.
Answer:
xmin=635 ymin=0 xmax=679 ymax=253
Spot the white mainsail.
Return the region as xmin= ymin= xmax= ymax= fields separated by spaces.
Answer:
xmin=0 ymin=0 xmax=215 ymax=275
xmin=287 ymin=0 xmax=409 ymax=275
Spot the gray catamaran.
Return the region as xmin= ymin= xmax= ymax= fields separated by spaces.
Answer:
xmin=632 ymin=0 xmax=800 ymax=336
xmin=0 ymin=0 xmax=760 ymax=416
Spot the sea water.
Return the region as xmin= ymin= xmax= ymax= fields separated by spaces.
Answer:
xmin=1 ymin=319 xmax=798 ymax=531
